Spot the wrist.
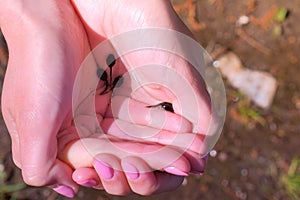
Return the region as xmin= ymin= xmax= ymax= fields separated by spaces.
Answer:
xmin=0 ymin=0 xmax=63 ymax=33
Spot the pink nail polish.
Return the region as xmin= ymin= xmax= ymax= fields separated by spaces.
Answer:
xmin=94 ymin=160 xmax=114 ymax=180
xmin=164 ymin=167 xmax=188 ymax=176
xmin=122 ymin=162 xmax=140 ymax=180
xmin=53 ymin=185 xmax=75 ymax=198
xmin=78 ymin=179 xmax=98 ymax=187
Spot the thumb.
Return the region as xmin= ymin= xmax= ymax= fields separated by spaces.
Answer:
xmin=16 ymin=95 xmax=78 ymax=198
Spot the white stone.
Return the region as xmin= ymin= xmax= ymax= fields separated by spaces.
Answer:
xmin=216 ymin=52 xmax=277 ymax=109
xmin=209 ymin=150 xmax=217 ymax=157
xmin=237 ymin=15 xmax=250 ymax=26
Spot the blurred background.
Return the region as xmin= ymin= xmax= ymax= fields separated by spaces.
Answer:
xmin=0 ymin=0 xmax=299 ymax=199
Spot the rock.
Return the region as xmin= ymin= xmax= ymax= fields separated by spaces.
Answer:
xmin=214 ymin=52 xmax=277 ymax=109
xmin=209 ymin=150 xmax=217 ymax=157
xmin=236 ymin=15 xmax=250 ymax=26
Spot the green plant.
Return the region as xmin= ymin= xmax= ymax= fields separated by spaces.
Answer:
xmin=235 ymin=91 xmax=266 ymax=125
xmin=281 ymin=158 xmax=300 ymax=199
xmin=0 ymin=160 xmax=26 ymax=200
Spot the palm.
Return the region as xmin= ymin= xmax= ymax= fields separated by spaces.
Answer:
xmin=66 ymin=0 xmax=212 ymax=169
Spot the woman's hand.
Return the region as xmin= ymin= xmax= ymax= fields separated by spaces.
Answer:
xmin=0 ymin=0 xmax=90 ymax=197
xmin=63 ymin=0 xmax=212 ymax=196
xmin=1 ymin=0 xmax=212 ymax=197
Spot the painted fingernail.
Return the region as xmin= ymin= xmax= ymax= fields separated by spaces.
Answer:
xmin=122 ymin=162 xmax=140 ymax=180
xmin=94 ymin=160 xmax=114 ymax=180
xmin=164 ymin=167 xmax=188 ymax=176
xmin=53 ymin=185 xmax=75 ymax=198
xmin=78 ymin=179 xmax=98 ymax=187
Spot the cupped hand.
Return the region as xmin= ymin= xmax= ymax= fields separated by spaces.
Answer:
xmin=0 ymin=0 xmax=91 ymax=197
xmin=63 ymin=0 xmax=212 ymax=196
xmin=0 ymin=0 xmax=212 ymax=198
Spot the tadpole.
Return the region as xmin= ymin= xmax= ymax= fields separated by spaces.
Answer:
xmin=97 ymin=54 xmax=123 ymax=95
xmin=147 ymin=102 xmax=174 ymax=113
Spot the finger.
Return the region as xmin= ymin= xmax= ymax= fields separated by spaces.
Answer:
xmin=101 ymin=118 xmax=208 ymax=173
xmin=121 ymin=156 xmax=185 ymax=195
xmin=101 ymin=118 xmax=206 ymax=154
xmin=72 ymin=167 xmax=103 ymax=189
xmin=183 ymin=151 xmax=208 ymax=174
xmin=93 ymin=154 xmax=132 ymax=195
xmin=102 ymin=119 xmax=207 ymax=174
xmin=116 ymin=53 xmax=212 ymax=156
xmin=122 ymin=58 xmax=212 ymax=135
xmin=104 ymin=95 xmax=193 ymax=133
xmin=49 ymin=160 xmax=79 ymax=198
xmin=60 ymin=138 xmax=191 ymax=176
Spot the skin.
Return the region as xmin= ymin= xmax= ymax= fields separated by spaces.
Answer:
xmin=0 ymin=0 xmax=211 ymax=197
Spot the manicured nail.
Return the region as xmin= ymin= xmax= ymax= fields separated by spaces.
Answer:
xmin=122 ymin=162 xmax=140 ymax=180
xmin=78 ymin=179 xmax=98 ymax=187
xmin=164 ymin=167 xmax=188 ymax=176
xmin=94 ymin=160 xmax=114 ymax=180
xmin=53 ymin=185 xmax=75 ymax=198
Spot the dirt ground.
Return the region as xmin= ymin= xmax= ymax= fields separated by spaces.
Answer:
xmin=0 ymin=0 xmax=300 ymax=199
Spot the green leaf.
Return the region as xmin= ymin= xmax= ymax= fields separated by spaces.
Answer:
xmin=275 ymin=7 xmax=289 ymax=22
xmin=0 ymin=183 xmax=26 ymax=194
xmin=281 ymin=158 xmax=300 ymax=199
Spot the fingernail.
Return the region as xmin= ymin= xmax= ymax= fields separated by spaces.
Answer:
xmin=53 ymin=185 xmax=75 ymax=198
xmin=164 ymin=167 xmax=188 ymax=176
xmin=121 ymin=162 xmax=140 ymax=180
xmin=78 ymin=179 xmax=98 ymax=187
xmin=94 ymin=160 xmax=114 ymax=180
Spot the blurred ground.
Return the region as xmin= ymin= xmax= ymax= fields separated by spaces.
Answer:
xmin=1 ymin=0 xmax=300 ymax=199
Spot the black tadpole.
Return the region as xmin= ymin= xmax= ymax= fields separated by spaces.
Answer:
xmin=97 ymin=68 xmax=109 ymax=95
xmin=97 ymin=68 xmax=108 ymax=82
xmin=147 ymin=102 xmax=174 ymax=113
xmin=97 ymin=54 xmax=123 ymax=95
xmin=160 ymin=102 xmax=174 ymax=113
xmin=106 ymin=54 xmax=116 ymax=85
xmin=106 ymin=54 xmax=116 ymax=68
xmin=112 ymin=75 xmax=124 ymax=89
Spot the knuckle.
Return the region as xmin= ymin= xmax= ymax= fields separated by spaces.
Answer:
xmin=22 ymin=169 xmax=48 ymax=186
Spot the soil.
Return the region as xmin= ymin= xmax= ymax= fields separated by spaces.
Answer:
xmin=0 ymin=0 xmax=299 ymax=199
